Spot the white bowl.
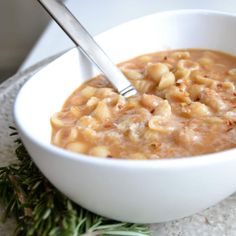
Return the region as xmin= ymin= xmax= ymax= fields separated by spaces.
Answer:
xmin=14 ymin=10 xmax=236 ymax=223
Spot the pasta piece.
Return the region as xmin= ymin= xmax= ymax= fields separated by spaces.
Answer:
xmin=148 ymin=116 xmax=174 ymax=133
xmin=225 ymin=128 xmax=236 ymax=144
xmin=80 ymin=127 xmax=98 ymax=140
xmin=122 ymin=68 xmax=143 ymax=80
xmin=116 ymin=119 xmax=130 ymax=132
xmin=128 ymin=124 xmax=141 ymax=143
xmin=69 ymin=106 xmax=82 ymax=117
xmin=203 ymin=117 xmax=223 ymax=124
xmin=176 ymin=79 xmax=190 ymax=93
xmin=89 ymin=146 xmax=110 ymax=157
xmin=198 ymin=57 xmax=214 ymax=67
xmin=149 ymin=154 xmax=160 ymax=159
xmin=64 ymin=127 xmax=78 ymax=142
xmin=224 ymin=109 xmax=236 ymax=120
xmin=141 ymin=94 xmax=163 ymax=110
xmin=128 ymin=153 xmax=147 ymax=160
xmin=125 ymin=97 xmax=141 ymax=110
xmin=51 ymin=113 xmax=67 ymax=128
xmin=143 ymin=129 xmax=161 ymax=141
xmin=104 ymin=131 xmax=122 ymax=145
xmin=222 ymin=81 xmax=235 ymax=91
xmin=188 ymin=84 xmax=205 ymax=101
xmin=66 ymin=142 xmax=88 ymax=153
xmin=228 ymin=68 xmax=236 ymax=75
xmin=132 ymin=80 xmax=155 ymax=93
xmin=96 ymin=88 xmax=115 ymax=98
xmin=164 ymin=63 xmax=174 ymax=71
xmin=191 ymin=74 xmax=217 ymax=87
xmin=51 ymin=112 xmax=75 ymax=128
xmin=226 ymin=75 xmax=236 ymax=82
xmin=93 ymin=101 xmax=111 ymax=121
xmin=170 ymin=51 xmax=190 ymax=59
xmin=52 ymin=130 xmax=63 ymax=146
xmin=119 ymin=62 xmax=138 ymax=70
xmin=174 ymin=127 xmax=202 ymax=148
xmin=68 ymin=94 xmax=87 ymax=106
xmin=148 ymin=116 xmax=162 ymax=130
xmin=200 ymin=88 xmax=227 ymax=111
xmin=114 ymin=95 xmax=126 ymax=112
xmin=145 ymin=62 xmax=169 ymax=82
xmin=80 ymin=86 xmax=97 ymax=98
xmin=53 ymin=127 xmax=78 ymax=146
xmin=137 ymin=55 xmax=152 ymax=63
xmin=165 ymin=86 xmax=191 ymax=103
xmin=77 ymin=116 xmax=99 ymax=129
xmin=84 ymin=97 xmax=100 ymax=114
xmin=137 ymin=107 xmax=152 ymax=122
xmin=158 ymin=72 xmax=175 ymax=90
xmin=174 ymin=68 xmax=191 ymax=80
xmin=116 ymin=109 xmax=149 ymax=132
xmin=177 ymin=59 xmax=199 ymax=71
xmin=181 ymin=102 xmax=210 ymax=118
xmin=86 ymin=96 xmax=99 ymax=108
xmin=154 ymin=100 xmax=172 ymax=118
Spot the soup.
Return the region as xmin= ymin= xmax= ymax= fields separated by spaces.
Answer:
xmin=51 ymin=49 xmax=236 ymax=159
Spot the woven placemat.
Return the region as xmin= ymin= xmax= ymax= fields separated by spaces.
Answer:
xmin=0 ymin=54 xmax=236 ymax=236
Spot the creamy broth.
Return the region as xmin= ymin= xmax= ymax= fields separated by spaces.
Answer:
xmin=51 ymin=49 xmax=236 ymax=159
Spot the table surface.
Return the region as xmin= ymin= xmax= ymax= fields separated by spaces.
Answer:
xmin=21 ymin=0 xmax=236 ymax=70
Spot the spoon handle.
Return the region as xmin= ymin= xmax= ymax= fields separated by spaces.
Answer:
xmin=38 ymin=0 xmax=137 ymax=97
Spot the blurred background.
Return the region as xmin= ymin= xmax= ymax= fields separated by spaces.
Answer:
xmin=1 ymin=0 xmax=236 ymax=83
xmin=0 ymin=0 xmax=49 ymax=82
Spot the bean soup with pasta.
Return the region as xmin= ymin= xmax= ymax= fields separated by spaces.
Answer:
xmin=51 ymin=49 xmax=236 ymax=159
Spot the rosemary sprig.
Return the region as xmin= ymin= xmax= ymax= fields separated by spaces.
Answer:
xmin=0 ymin=127 xmax=150 ymax=236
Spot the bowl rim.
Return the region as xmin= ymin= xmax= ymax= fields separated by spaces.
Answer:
xmin=14 ymin=8 xmax=236 ymax=169
xmin=95 ymin=8 xmax=236 ymax=42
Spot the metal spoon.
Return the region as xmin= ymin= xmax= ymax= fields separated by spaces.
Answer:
xmin=38 ymin=0 xmax=137 ymax=97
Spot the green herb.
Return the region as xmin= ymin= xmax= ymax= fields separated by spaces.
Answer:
xmin=0 ymin=127 xmax=150 ymax=236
